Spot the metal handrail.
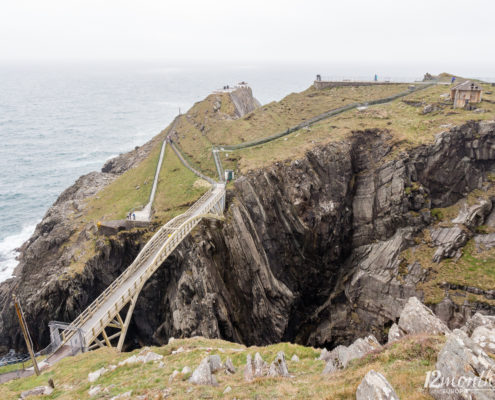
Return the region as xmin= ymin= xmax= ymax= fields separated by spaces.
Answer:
xmin=58 ymin=185 xmax=225 ymax=348
xmin=82 ymin=187 xmax=225 ymax=345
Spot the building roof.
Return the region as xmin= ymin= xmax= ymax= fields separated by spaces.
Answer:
xmin=452 ymin=80 xmax=482 ymax=91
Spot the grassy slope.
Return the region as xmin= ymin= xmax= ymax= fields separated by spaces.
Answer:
xmin=232 ymin=82 xmax=495 ymax=172
xmin=401 ymin=186 xmax=495 ymax=307
xmin=64 ymin=144 xmax=209 ymax=273
xmin=0 ymin=335 xmax=444 ymax=399
xmin=175 ymin=84 xmax=411 ymax=175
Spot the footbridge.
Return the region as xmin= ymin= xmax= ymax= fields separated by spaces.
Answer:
xmin=48 ymin=182 xmax=225 ymax=359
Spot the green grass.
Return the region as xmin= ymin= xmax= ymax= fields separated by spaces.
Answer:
xmin=230 ymin=82 xmax=495 ymax=172
xmin=83 ymin=144 xmax=162 ymax=223
xmin=401 ymin=188 xmax=495 ymax=306
xmin=152 ymin=145 xmax=210 ymax=223
xmin=0 ymin=335 xmax=444 ymax=399
xmin=173 ymin=83 xmax=411 ymax=174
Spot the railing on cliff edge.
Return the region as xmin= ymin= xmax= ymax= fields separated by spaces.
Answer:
xmin=218 ymin=82 xmax=435 ymax=151
xmin=42 ymin=81 xmax=436 ymax=363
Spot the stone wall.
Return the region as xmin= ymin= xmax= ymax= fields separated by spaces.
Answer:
xmin=314 ymin=81 xmax=401 ymax=90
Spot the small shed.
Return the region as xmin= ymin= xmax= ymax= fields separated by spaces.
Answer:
xmin=224 ymin=169 xmax=234 ymax=182
xmin=450 ymin=81 xmax=482 ymax=108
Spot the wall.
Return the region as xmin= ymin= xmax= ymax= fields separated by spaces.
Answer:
xmin=313 ymin=81 xmax=400 ymax=90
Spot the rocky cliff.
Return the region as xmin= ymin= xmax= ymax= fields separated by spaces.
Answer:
xmin=2 ymin=118 xmax=495 ymax=355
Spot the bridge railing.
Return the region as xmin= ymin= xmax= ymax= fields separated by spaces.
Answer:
xmin=58 ymin=185 xmax=223 ymax=348
xmin=83 ymin=186 xmax=226 ymax=345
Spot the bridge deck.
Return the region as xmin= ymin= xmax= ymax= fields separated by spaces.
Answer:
xmin=67 ymin=184 xmax=225 ymax=348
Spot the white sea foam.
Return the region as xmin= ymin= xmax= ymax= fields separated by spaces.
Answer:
xmin=0 ymin=224 xmax=37 ymax=283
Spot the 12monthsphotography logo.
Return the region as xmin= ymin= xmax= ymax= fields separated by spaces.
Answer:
xmin=423 ymin=369 xmax=495 ymax=396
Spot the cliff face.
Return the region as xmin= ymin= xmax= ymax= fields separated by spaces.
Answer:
xmin=2 ymin=120 xmax=495 ymax=354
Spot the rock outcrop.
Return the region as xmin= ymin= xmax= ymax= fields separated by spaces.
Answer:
xmin=229 ymin=86 xmax=261 ymax=118
xmin=2 ymin=120 xmax=495 ymax=355
xmin=189 ymin=357 xmax=218 ymax=386
xmin=356 ymin=370 xmax=400 ymax=400
xmin=430 ymin=329 xmax=495 ymax=400
xmin=398 ymin=297 xmax=450 ymax=336
xmin=322 ymin=334 xmax=381 ymax=373
xmin=268 ymin=351 xmax=290 ymax=377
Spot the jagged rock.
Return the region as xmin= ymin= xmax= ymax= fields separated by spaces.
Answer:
xmin=268 ymin=351 xmax=290 ymax=377
xmin=118 ymin=355 xmax=139 ymax=366
xmin=356 ymin=370 xmax=400 ymax=400
xmin=244 ymin=352 xmax=268 ymax=381
xmin=141 ymin=351 xmax=163 ymax=363
xmin=207 ymin=354 xmax=222 ymax=372
xmin=291 ymin=354 xmax=299 ymax=362
xmin=254 ymin=352 xmax=268 ymax=376
xmin=117 ymin=350 xmax=163 ymax=366
xmin=474 ymin=233 xmax=495 ymax=251
xmin=452 ymin=198 xmax=492 ymax=229
xmin=244 ymin=354 xmax=255 ymax=381
xmin=430 ymin=227 xmax=468 ymax=262
xmin=172 ymin=347 xmax=184 ymax=355
xmin=387 ymin=323 xmax=403 ymax=343
xmin=88 ymin=385 xmax=102 ymax=397
xmin=322 ymin=335 xmax=381 ymax=373
xmin=229 ymin=86 xmax=261 ymax=118
xmin=398 ymin=297 xmax=449 ymax=335
xmin=182 ymin=366 xmax=192 ymax=374
xmin=20 ymin=386 xmax=54 ymax=398
xmin=464 ymin=312 xmax=495 ymax=335
xmin=3 ymin=117 xmax=495 ymax=357
xmin=429 ymin=329 xmax=495 ymax=400
xmin=169 ymin=370 xmax=179 ymax=383
xmin=322 ymin=359 xmax=337 ymax=375
xmin=319 ymin=348 xmax=330 ymax=361
xmin=224 ymin=357 xmax=236 ymax=374
xmin=110 ymin=391 xmax=132 ymax=400
xmin=471 ymin=326 xmax=495 ymax=353
xmin=88 ymin=367 xmax=107 ymax=383
xmin=346 ymin=335 xmax=381 ymax=361
xmin=189 ymin=358 xmax=218 ymax=386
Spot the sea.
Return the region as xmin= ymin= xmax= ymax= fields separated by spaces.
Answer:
xmin=0 ymin=62 xmax=492 ymax=282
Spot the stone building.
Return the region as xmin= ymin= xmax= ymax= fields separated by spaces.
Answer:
xmin=450 ymin=80 xmax=482 ymax=108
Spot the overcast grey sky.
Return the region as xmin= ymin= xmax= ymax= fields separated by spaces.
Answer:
xmin=1 ymin=0 xmax=493 ymax=74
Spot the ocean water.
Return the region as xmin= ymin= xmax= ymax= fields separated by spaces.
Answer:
xmin=1 ymin=62 xmax=490 ymax=283
xmin=0 ymin=62 xmax=344 ymax=282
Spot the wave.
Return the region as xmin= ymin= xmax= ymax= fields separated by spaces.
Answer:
xmin=0 ymin=223 xmax=37 ymax=283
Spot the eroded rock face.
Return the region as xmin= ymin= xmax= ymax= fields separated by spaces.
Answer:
xmin=430 ymin=330 xmax=495 ymax=400
xmin=2 ymin=121 xmax=495 ymax=353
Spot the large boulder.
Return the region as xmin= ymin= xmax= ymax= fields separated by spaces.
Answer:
xmin=471 ymin=325 xmax=495 ymax=353
xmin=20 ymin=386 xmax=54 ymax=399
xmin=398 ymin=297 xmax=449 ymax=335
xmin=429 ymin=330 xmax=495 ymax=400
xmin=322 ymin=335 xmax=381 ymax=374
xmin=463 ymin=312 xmax=495 ymax=335
xmin=188 ymin=358 xmax=218 ymax=386
xmin=207 ymin=355 xmax=222 ymax=373
xmin=356 ymin=370 xmax=400 ymax=400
